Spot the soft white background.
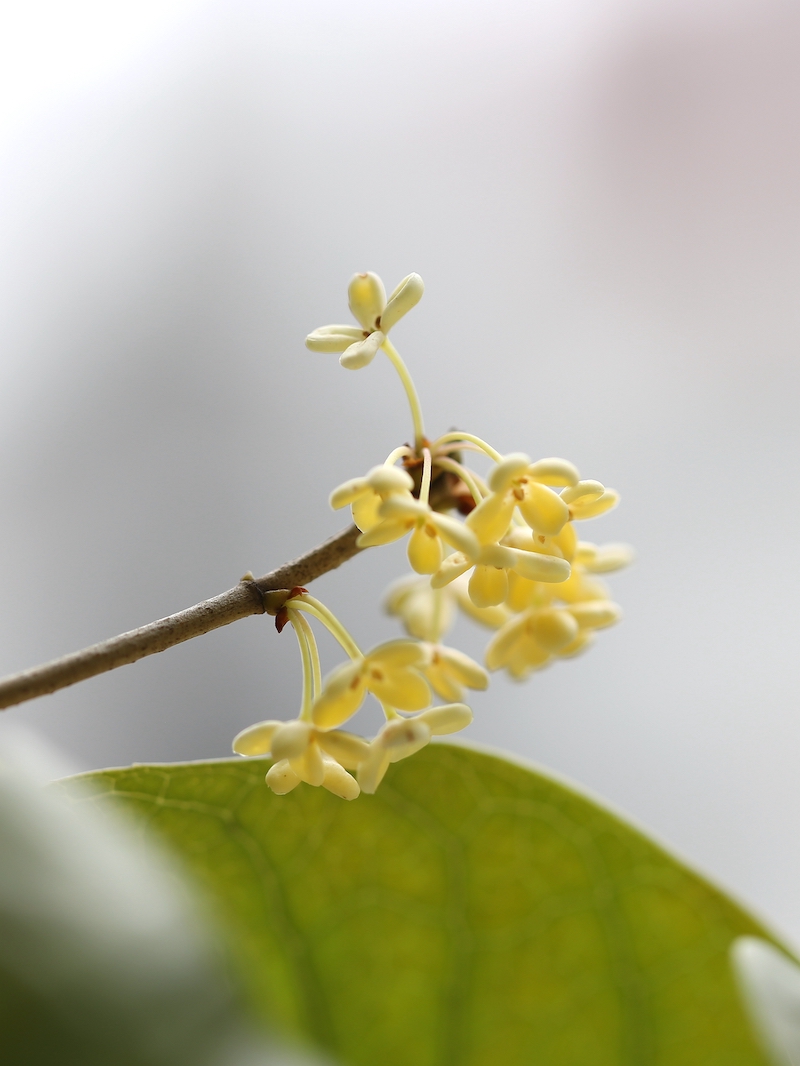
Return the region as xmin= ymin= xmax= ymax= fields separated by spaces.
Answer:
xmin=1 ymin=0 xmax=799 ymax=942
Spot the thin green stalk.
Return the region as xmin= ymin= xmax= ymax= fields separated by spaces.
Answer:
xmin=433 ymin=431 xmax=503 ymax=463
xmin=292 ymin=610 xmax=322 ymax=697
xmin=288 ymin=609 xmax=314 ymax=721
xmin=381 ymin=337 xmax=425 ymax=452
xmin=287 ymin=594 xmax=362 ymax=661
xmin=434 ymin=456 xmax=484 ymax=506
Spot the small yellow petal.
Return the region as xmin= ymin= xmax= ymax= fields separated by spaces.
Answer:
xmin=506 ymin=570 xmax=537 ymax=612
xmin=352 ymin=492 xmax=381 ymax=533
xmin=305 ymin=325 xmax=364 ymax=352
xmin=429 ymin=513 xmax=480 ymax=559
xmin=469 ymin=564 xmax=508 ymax=608
xmin=232 ymin=719 xmax=282 ymax=756
xmin=366 ymin=465 xmax=415 ymax=494
xmin=431 ymin=552 xmax=472 ymax=589
xmin=366 ymin=666 xmax=431 ymax=711
xmin=511 ymin=549 xmax=570 ymax=584
xmin=433 ymin=645 xmax=489 ymax=690
xmin=379 ymin=717 xmax=431 ymax=762
xmin=348 ymin=272 xmax=387 ymax=330
xmin=416 ymin=703 xmax=473 ymax=735
xmin=265 ymin=759 xmax=302 ymax=795
xmin=555 ymin=631 xmax=595 ymax=658
xmin=466 ymin=492 xmax=516 ymax=544
xmin=380 ymin=273 xmax=424 ymax=332
xmin=423 ymin=661 xmax=464 ymax=702
xmin=270 ymin=720 xmax=313 ymax=761
xmin=317 ymin=730 xmax=371 ymax=769
xmin=384 ymin=578 xmax=455 ymax=643
xmin=340 ymin=330 xmax=385 ymax=370
xmin=290 ymin=743 xmax=325 ymax=786
xmin=561 ymin=479 xmax=605 ymax=504
xmin=485 ymin=614 xmax=528 ymax=670
xmin=507 ymin=635 xmax=551 ymax=676
xmin=321 ymin=759 xmax=361 ymax=800
xmin=568 ymin=601 xmax=622 ymax=629
xmin=452 ymin=576 xmax=509 ymax=628
xmin=407 ymin=524 xmax=444 ymax=574
xmin=527 ymin=457 xmax=580 ymax=487
xmin=569 ymin=489 xmax=620 ymax=520
xmin=357 ymin=517 xmax=413 ymax=548
xmin=312 ymin=661 xmax=366 ymax=728
xmin=488 ymin=453 xmax=531 ymax=493
xmin=358 ymin=744 xmax=391 ymax=794
xmin=379 ymin=495 xmax=428 ymax=520
xmin=330 ymin=477 xmax=370 ymax=510
xmin=517 ymin=482 xmax=569 ymax=536
xmin=552 ymin=521 xmax=578 ymax=563
xmin=369 ymin=640 xmax=429 ymax=668
xmin=583 ymin=543 xmax=634 ymax=573
xmin=529 ymin=608 xmax=580 ymax=652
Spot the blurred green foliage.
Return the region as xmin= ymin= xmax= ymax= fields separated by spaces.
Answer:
xmin=56 ymin=743 xmax=776 ymax=1066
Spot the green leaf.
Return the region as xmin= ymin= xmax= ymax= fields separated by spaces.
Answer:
xmin=57 ymin=743 xmax=778 ymax=1066
xmin=0 ymin=735 xmax=319 ymax=1066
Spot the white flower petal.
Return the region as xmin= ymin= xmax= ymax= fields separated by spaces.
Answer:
xmin=527 ymin=457 xmax=580 ymax=487
xmin=416 ymin=703 xmax=473 ymax=735
xmin=329 ymin=476 xmax=369 ymax=510
xmin=365 ymin=464 xmax=414 ymax=494
xmin=232 ymin=719 xmax=283 ymax=756
xmin=380 ymin=273 xmax=424 ymax=332
xmin=339 ymin=330 xmax=385 ymax=369
xmin=348 ymin=272 xmax=387 ymax=330
xmin=305 ymin=325 xmax=364 ymax=352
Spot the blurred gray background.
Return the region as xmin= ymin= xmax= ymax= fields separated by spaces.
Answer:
xmin=1 ymin=0 xmax=799 ymax=943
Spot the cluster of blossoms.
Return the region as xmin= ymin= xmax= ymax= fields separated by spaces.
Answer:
xmin=234 ymin=272 xmax=632 ymax=799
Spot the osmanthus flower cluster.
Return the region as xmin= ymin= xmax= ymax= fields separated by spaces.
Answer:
xmin=232 ymin=590 xmax=484 ymax=799
xmin=233 ymin=271 xmax=632 ymax=799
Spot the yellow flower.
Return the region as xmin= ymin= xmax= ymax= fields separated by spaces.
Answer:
xmin=311 ymin=639 xmax=433 ymax=729
xmin=385 ymin=576 xmax=456 ymax=642
xmin=431 ymin=541 xmax=570 ymax=609
xmin=232 ymin=718 xmax=369 ymax=799
xmin=420 ymin=643 xmax=489 ymax=702
xmin=482 ymin=541 xmax=631 ymax=682
xmin=360 ymin=495 xmax=480 ymax=575
xmin=306 ymin=271 xmax=424 ymax=370
xmin=330 ymin=464 xmax=415 ymax=535
xmin=358 ymin=704 xmax=474 ymax=794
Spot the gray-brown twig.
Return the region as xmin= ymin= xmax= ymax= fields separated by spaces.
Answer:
xmin=0 ymin=525 xmax=362 ymax=711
